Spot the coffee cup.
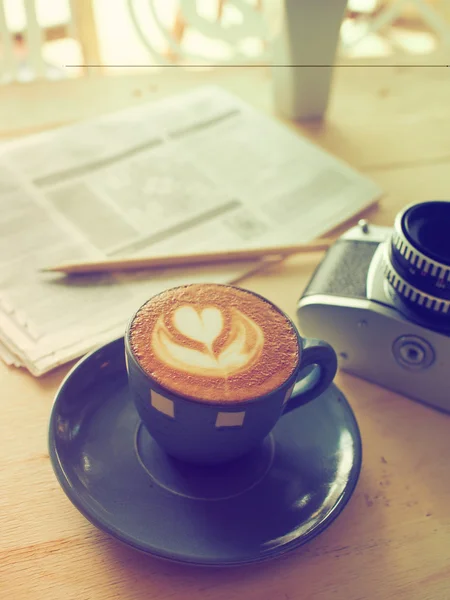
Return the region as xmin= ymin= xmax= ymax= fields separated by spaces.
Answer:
xmin=125 ymin=283 xmax=337 ymax=465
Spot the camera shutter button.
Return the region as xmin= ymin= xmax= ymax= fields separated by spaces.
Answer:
xmin=392 ymin=335 xmax=435 ymax=370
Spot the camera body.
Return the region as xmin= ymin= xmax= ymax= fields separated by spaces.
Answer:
xmin=297 ymin=217 xmax=450 ymax=413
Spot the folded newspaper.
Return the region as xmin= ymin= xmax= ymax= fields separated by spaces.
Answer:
xmin=0 ymin=85 xmax=382 ymax=376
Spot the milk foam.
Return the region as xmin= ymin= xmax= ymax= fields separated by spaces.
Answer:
xmin=152 ymin=305 xmax=264 ymax=377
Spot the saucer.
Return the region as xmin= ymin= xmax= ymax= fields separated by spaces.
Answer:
xmin=49 ymin=338 xmax=362 ymax=566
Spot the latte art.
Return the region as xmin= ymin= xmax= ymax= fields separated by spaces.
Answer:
xmin=152 ymin=305 xmax=264 ymax=377
xmin=129 ymin=284 xmax=299 ymax=402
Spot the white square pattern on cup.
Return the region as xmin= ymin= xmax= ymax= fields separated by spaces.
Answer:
xmin=216 ymin=411 xmax=246 ymax=428
xmin=151 ymin=391 xmax=175 ymax=418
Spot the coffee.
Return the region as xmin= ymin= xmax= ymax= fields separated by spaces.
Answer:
xmin=129 ymin=284 xmax=299 ymax=403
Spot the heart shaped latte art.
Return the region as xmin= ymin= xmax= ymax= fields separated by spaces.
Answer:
xmin=151 ymin=304 xmax=264 ymax=377
xmin=172 ymin=306 xmax=223 ymax=348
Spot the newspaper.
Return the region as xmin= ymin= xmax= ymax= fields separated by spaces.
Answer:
xmin=0 ymin=85 xmax=382 ymax=376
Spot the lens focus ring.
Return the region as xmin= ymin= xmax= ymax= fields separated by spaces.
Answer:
xmin=391 ymin=229 xmax=450 ymax=295
xmin=382 ymin=244 xmax=450 ymax=314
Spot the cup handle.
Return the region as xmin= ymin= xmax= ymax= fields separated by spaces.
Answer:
xmin=282 ymin=338 xmax=338 ymax=415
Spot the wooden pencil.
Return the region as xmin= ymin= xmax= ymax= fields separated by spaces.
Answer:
xmin=41 ymin=239 xmax=333 ymax=275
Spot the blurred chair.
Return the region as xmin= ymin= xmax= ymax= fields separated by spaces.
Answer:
xmin=0 ymin=0 xmax=100 ymax=83
xmin=127 ymin=0 xmax=450 ymax=64
xmin=125 ymin=0 xmax=450 ymax=119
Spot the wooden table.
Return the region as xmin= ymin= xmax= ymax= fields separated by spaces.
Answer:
xmin=2 ymin=56 xmax=450 ymax=600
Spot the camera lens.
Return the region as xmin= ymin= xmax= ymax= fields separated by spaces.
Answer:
xmin=382 ymin=200 xmax=450 ymax=329
xmin=403 ymin=202 xmax=450 ymax=265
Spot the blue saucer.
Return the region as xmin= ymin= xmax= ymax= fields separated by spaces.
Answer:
xmin=49 ymin=338 xmax=362 ymax=566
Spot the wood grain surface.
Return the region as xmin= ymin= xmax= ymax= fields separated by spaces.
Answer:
xmin=1 ymin=56 xmax=450 ymax=600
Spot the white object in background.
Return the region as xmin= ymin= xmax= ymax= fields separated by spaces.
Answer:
xmin=266 ymin=0 xmax=348 ymax=121
xmin=0 ymin=0 xmax=66 ymax=82
xmin=0 ymin=1 xmax=17 ymax=82
xmin=127 ymin=0 xmax=270 ymax=65
xmin=0 ymin=0 xmax=100 ymax=83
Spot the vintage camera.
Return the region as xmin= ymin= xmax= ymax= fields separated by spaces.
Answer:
xmin=297 ymin=200 xmax=450 ymax=413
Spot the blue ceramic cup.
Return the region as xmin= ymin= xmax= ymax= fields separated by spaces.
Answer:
xmin=125 ymin=286 xmax=337 ymax=465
